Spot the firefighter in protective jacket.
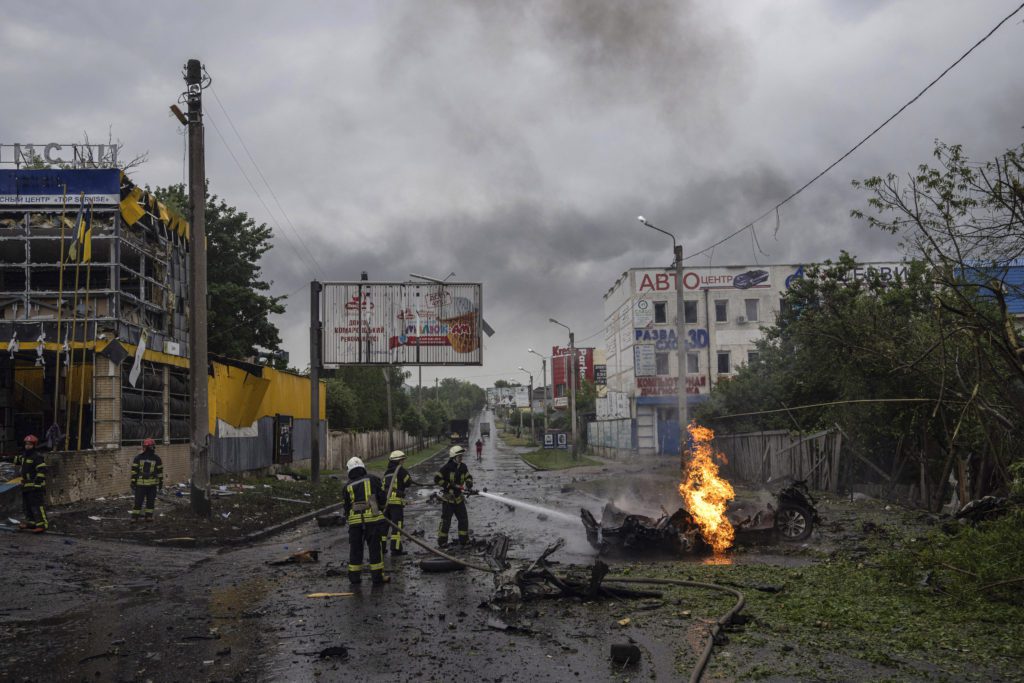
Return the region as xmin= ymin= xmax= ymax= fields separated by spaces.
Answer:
xmin=434 ymin=445 xmax=474 ymax=547
xmin=16 ymin=435 xmax=48 ymax=532
xmin=382 ymin=450 xmax=413 ymax=556
xmin=342 ymin=457 xmax=389 ymax=585
xmin=130 ymin=438 xmax=164 ymax=522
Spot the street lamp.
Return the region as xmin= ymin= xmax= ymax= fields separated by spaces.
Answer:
xmin=517 ymin=366 xmax=534 ymax=443
xmin=527 ymin=348 xmax=548 ymax=435
xmin=638 ymin=216 xmax=687 ymax=452
xmin=548 ymin=318 xmax=577 ymax=459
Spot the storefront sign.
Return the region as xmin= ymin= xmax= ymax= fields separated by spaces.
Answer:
xmin=636 ymin=375 xmax=707 ymax=396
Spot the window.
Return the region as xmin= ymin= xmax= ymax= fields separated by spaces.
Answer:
xmin=684 ymin=300 xmax=698 ymax=324
xmin=715 ymin=299 xmax=728 ymax=322
xmin=686 ymin=352 xmax=699 ymax=374
xmin=555 ymin=384 xmax=566 ymax=398
xmin=717 ymin=351 xmax=731 ymax=374
xmin=745 ymin=298 xmax=759 ymax=321
xmin=655 ymin=352 xmax=670 ymax=376
xmin=654 ymin=301 xmax=667 ymax=324
xmin=747 ymin=351 xmax=760 ymax=365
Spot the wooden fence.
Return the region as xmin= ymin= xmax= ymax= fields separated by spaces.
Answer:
xmin=714 ymin=428 xmax=843 ymax=492
xmin=324 ymin=430 xmax=439 ymax=471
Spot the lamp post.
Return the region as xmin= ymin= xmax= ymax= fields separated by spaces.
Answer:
xmin=549 ymin=318 xmax=577 ymax=459
xmin=517 ymin=367 xmax=534 ymax=443
xmin=528 ymin=348 xmax=548 ymax=435
xmin=638 ymin=216 xmax=687 ymax=452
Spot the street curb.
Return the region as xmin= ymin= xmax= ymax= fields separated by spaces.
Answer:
xmin=222 ymin=445 xmax=450 ymax=546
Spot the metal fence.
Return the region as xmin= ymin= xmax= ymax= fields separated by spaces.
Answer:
xmin=588 ymin=419 xmax=635 ymax=457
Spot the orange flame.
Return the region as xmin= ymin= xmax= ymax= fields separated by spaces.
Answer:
xmin=678 ymin=423 xmax=735 ymax=554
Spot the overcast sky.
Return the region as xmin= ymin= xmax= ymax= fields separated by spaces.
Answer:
xmin=3 ymin=1 xmax=1022 ymax=388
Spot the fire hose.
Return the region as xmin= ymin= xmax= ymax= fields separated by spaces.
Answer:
xmin=380 ymin=517 xmax=745 ymax=682
xmin=602 ymin=577 xmax=745 ymax=683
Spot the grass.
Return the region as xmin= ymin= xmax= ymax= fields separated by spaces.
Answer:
xmin=608 ymin=507 xmax=1024 ymax=681
xmin=365 ymin=442 xmax=446 ymax=473
xmin=500 ymin=432 xmax=537 ymax=447
xmin=519 ymin=448 xmax=600 ymax=470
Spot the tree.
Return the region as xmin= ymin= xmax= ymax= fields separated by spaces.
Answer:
xmin=154 ymin=184 xmax=285 ymax=360
xmin=422 ymin=399 xmax=449 ymax=438
xmin=400 ymin=407 xmax=429 ymax=448
xmin=325 ymin=376 xmax=358 ymax=430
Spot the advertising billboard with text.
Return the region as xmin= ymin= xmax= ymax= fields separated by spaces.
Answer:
xmin=321 ymin=281 xmax=483 ymax=366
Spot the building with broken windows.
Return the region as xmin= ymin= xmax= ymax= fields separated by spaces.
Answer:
xmin=0 ymin=169 xmax=324 ymax=503
xmin=593 ymin=262 xmax=910 ymax=456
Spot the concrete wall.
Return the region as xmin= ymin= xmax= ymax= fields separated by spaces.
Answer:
xmin=44 ymin=443 xmax=190 ymax=505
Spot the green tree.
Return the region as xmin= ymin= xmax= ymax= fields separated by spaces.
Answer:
xmin=422 ymin=399 xmax=449 ymax=438
xmin=325 ymin=376 xmax=358 ymax=430
xmin=399 ymin=407 xmax=429 ymax=448
xmin=154 ymin=184 xmax=284 ymax=359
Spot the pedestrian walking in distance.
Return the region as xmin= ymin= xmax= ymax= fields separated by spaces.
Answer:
xmin=382 ymin=450 xmax=413 ymax=556
xmin=434 ymin=445 xmax=474 ymax=547
xmin=342 ymin=457 xmax=389 ymax=585
xmin=15 ymin=435 xmax=48 ymax=532
xmin=130 ymin=438 xmax=164 ymax=522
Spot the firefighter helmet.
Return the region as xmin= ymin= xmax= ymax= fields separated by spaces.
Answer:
xmin=347 ymin=457 xmax=365 ymax=473
xmin=449 ymin=445 xmax=466 ymax=459
xmin=143 ymin=438 xmax=156 ymax=448
xmin=23 ymin=434 xmax=38 ymax=445
xmin=389 ymin=450 xmax=406 ymax=461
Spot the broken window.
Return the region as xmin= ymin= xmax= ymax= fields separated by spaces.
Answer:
xmin=717 ymin=351 xmax=731 ymax=374
xmin=654 ymin=301 xmax=667 ymax=324
xmin=684 ymin=300 xmax=698 ymax=324
xmin=655 ymin=352 xmax=670 ymax=375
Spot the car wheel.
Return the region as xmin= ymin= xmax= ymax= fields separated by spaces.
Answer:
xmin=775 ymin=504 xmax=813 ymax=542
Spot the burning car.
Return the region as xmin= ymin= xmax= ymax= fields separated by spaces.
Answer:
xmin=580 ymin=480 xmax=820 ymax=555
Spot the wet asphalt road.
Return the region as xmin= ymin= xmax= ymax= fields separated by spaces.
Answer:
xmin=0 ymin=410 xmax=707 ymax=682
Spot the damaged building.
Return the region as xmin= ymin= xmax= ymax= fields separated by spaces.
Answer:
xmin=0 ymin=168 xmax=324 ymax=504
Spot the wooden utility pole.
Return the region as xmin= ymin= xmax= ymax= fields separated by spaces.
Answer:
xmin=383 ymin=367 xmax=394 ymax=452
xmin=185 ymin=58 xmax=210 ymax=518
xmin=310 ymin=280 xmax=322 ymax=483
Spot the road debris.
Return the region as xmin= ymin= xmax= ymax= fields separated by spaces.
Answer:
xmin=305 ymin=592 xmax=354 ymax=598
xmin=610 ymin=643 xmax=641 ymax=665
xmin=268 ymin=549 xmax=320 ymax=566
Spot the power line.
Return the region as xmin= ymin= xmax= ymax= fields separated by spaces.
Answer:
xmin=209 ymin=87 xmax=326 ymax=276
xmin=685 ymin=1 xmax=1024 ymax=262
xmin=204 ymin=111 xmax=311 ymax=270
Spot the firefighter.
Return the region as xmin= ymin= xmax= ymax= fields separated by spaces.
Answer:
xmin=382 ymin=450 xmax=413 ymax=556
xmin=342 ymin=457 xmax=389 ymax=585
xmin=130 ymin=438 xmax=164 ymax=522
xmin=434 ymin=445 xmax=474 ymax=547
xmin=16 ymin=435 xmax=47 ymax=532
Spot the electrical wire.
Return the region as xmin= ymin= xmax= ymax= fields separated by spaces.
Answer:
xmin=209 ymin=86 xmax=326 ymax=277
xmin=684 ymin=1 xmax=1024 ymax=263
xmin=205 ymin=111 xmax=311 ymax=272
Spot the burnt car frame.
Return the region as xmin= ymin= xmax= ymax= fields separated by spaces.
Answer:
xmin=581 ymin=480 xmax=820 ymax=554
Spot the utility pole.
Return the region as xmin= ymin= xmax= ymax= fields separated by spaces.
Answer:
xmin=569 ymin=332 xmax=577 ymax=460
xmin=639 ymin=217 xmax=688 ymax=455
xmin=541 ymin=357 xmax=547 ymax=434
xmin=383 ymin=367 xmax=394 ymax=452
xmin=310 ymin=280 xmax=322 ymax=483
xmin=185 ymin=59 xmax=210 ymax=518
xmin=674 ymin=243 xmax=687 ymax=448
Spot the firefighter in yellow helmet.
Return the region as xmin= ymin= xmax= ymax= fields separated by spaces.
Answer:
xmin=342 ymin=457 xmax=389 ymax=585
xmin=382 ymin=450 xmax=413 ymax=556
xmin=434 ymin=445 xmax=474 ymax=547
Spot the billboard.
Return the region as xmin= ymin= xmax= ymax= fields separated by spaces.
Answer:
xmin=321 ymin=281 xmax=483 ymax=366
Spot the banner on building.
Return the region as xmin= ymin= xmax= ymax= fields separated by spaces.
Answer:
xmin=321 ymin=281 xmax=483 ymax=366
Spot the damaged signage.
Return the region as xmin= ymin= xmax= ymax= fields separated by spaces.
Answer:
xmin=321 ymin=281 xmax=483 ymax=366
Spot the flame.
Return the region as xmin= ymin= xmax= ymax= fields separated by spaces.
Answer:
xmin=678 ymin=423 xmax=735 ymax=554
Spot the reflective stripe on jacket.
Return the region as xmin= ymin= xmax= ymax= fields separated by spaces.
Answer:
xmin=131 ymin=451 xmax=164 ymax=487
xmin=383 ymin=465 xmax=412 ymax=506
xmin=433 ymin=460 xmax=473 ymax=504
xmin=20 ymin=450 xmax=46 ymax=490
xmin=344 ymin=476 xmax=385 ymax=525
